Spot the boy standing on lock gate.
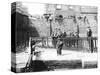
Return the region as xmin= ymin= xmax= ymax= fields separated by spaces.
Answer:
xmin=87 ymin=26 xmax=93 ymax=53
xmin=56 ymin=30 xmax=64 ymax=55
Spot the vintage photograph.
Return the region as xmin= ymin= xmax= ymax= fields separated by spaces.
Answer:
xmin=11 ymin=2 xmax=98 ymax=73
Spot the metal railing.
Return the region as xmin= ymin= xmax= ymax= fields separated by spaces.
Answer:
xmin=30 ymin=37 xmax=97 ymax=52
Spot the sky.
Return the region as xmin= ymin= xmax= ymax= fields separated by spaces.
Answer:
xmin=22 ymin=2 xmax=46 ymax=16
xmin=21 ymin=2 xmax=97 ymax=16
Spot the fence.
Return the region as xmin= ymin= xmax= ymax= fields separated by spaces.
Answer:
xmin=30 ymin=37 xmax=97 ymax=52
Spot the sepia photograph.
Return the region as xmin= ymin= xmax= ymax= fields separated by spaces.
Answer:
xmin=11 ymin=1 xmax=98 ymax=73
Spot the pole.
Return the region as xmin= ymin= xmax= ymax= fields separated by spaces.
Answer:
xmin=49 ymin=19 xmax=52 ymax=36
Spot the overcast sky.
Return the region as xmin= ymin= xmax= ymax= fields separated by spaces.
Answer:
xmin=22 ymin=2 xmax=46 ymax=16
xmin=21 ymin=2 xmax=97 ymax=16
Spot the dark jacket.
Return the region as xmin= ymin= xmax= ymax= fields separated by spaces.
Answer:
xmin=87 ymin=29 xmax=92 ymax=37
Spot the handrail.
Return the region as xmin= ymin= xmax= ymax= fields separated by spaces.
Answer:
xmin=30 ymin=37 xmax=97 ymax=53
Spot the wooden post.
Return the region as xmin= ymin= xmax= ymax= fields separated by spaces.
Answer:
xmin=95 ymin=38 xmax=96 ymax=48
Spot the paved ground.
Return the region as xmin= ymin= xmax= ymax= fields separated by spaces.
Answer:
xmin=11 ymin=47 xmax=97 ymax=70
